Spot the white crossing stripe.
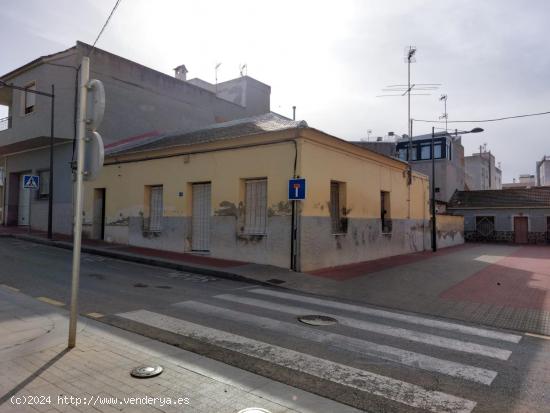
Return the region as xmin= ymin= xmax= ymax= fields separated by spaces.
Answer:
xmin=249 ymin=288 xmax=522 ymax=344
xmin=216 ymin=294 xmax=512 ymax=361
xmin=118 ymin=310 xmax=477 ymax=413
xmin=174 ymin=300 xmax=497 ymax=385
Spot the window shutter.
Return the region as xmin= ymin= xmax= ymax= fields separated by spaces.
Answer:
xmin=244 ymin=179 xmax=267 ymax=234
xmin=149 ymin=186 xmax=163 ymax=232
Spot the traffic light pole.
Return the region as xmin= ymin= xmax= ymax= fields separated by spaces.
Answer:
xmin=68 ymin=57 xmax=89 ymax=349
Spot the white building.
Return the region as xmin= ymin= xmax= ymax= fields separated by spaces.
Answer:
xmin=536 ymin=155 xmax=550 ymax=186
xmin=464 ymin=148 xmax=502 ymax=190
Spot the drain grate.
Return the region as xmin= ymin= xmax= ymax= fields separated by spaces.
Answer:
xmin=133 ymin=283 xmax=148 ymax=288
xmin=298 ymin=315 xmax=338 ymax=326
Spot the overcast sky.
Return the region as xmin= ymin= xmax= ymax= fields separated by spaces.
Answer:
xmin=1 ymin=0 xmax=549 ymax=181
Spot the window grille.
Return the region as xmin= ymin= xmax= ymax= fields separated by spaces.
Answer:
xmin=244 ymin=179 xmax=267 ymax=234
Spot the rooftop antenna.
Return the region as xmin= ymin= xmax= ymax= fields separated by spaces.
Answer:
xmin=215 ymin=62 xmax=222 ymax=93
xmin=367 ymin=129 xmax=373 ymax=141
xmin=239 ymin=63 xmax=247 ymax=77
xmin=377 ymin=46 xmax=440 ymax=180
xmin=439 ymin=94 xmax=448 ymax=132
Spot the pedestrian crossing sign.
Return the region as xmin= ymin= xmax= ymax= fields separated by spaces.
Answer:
xmin=23 ymin=175 xmax=40 ymax=190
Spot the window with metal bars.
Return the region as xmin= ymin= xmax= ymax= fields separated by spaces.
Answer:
xmin=381 ymin=191 xmax=392 ymax=233
xmin=148 ymin=185 xmax=163 ymax=233
xmin=330 ymin=181 xmax=347 ymax=234
xmin=244 ymin=179 xmax=267 ymax=235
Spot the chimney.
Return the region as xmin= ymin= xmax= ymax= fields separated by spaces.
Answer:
xmin=174 ymin=64 xmax=188 ymax=81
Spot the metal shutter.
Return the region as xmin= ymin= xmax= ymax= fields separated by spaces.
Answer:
xmin=192 ymin=183 xmax=211 ymax=251
xmin=244 ymin=179 xmax=267 ymax=234
xmin=149 ymin=186 xmax=163 ymax=232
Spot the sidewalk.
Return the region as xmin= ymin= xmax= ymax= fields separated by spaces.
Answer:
xmin=2 ymin=227 xmax=550 ymax=336
xmin=0 ymin=285 xmax=359 ymax=413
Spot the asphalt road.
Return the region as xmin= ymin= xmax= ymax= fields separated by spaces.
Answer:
xmin=1 ymin=237 xmax=549 ymax=413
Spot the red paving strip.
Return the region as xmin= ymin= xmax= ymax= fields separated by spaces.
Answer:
xmin=440 ymin=245 xmax=550 ymax=311
xmin=308 ymin=243 xmax=476 ymax=281
xmin=117 ymin=245 xmax=245 ymax=268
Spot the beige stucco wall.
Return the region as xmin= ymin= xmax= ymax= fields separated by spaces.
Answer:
xmin=82 ymin=128 xmax=430 ymax=270
xmin=299 ymin=131 xmax=429 ymax=220
xmin=436 ymin=214 xmax=465 ymax=248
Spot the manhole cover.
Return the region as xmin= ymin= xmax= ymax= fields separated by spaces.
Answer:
xmin=130 ymin=365 xmax=163 ymax=378
xmin=237 ymin=409 xmax=272 ymax=413
xmin=297 ymin=315 xmax=338 ymax=326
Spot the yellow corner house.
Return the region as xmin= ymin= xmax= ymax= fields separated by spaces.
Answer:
xmin=82 ymin=113 xmax=430 ymax=272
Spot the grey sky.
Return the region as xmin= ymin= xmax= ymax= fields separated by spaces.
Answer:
xmin=1 ymin=0 xmax=549 ymax=181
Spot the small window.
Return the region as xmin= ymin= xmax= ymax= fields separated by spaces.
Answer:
xmin=420 ymin=143 xmax=431 ymax=160
xmin=476 ymin=216 xmax=494 ymax=238
xmin=410 ymin=144 xmax=418 ymax=160
xmin=147 ymin=185 xmax=163 ymax=232
xmin=23 ymin=81 xmax=36 ymax=115
xmin=330 ymin=181 xmax=347 ymax=234
xmin=244 ymin=179 xmax=267 ymax=234
xmin=381 ymin=191 xmax=392 ymax=233
xmin=38 ymin=170 xmax=50 ymax=199
xmin=398 ymin=148 xmax=407 ymax=161
xmin=434 ymin=143 xmax=443 ymax=159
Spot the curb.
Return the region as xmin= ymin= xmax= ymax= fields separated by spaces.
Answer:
xmin=2 ymin=233 xmax=273 ymax=288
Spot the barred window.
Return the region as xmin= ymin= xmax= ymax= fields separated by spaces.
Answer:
xmin=330 ymin=181 xmax=347 ymax=233
xmin=244 ymin=179 xmax=267 ymax=234
xmin=381 ymin=191 xmax=392 ymax=233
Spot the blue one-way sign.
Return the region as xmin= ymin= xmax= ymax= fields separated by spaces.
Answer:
xmin=23 ymin=175 xmax=40 ymax=190
xmin=288 ymin=178 xmax=306 ymax=200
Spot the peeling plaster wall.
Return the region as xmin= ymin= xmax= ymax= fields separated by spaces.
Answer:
xmin=300 ymin=217 xmax=429 ymax=271
xmin=436 ymin=214 xmax=464 ymax=249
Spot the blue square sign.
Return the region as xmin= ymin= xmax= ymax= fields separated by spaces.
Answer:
xmin=288 ymin=178 xmax=306 ymax=200
xmin=23 ymin=175 xmax=40 ymax=190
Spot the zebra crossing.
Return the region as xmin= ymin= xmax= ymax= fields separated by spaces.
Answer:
xmin=115 ymin=287 xmax=523 ymax=413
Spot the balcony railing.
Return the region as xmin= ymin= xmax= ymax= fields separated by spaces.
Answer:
xmin=0 ymin=116 xmax=11 ymax=131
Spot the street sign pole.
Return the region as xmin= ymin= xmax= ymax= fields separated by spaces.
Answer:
xmin=68 ymin=56 xmax=90 ymax=349
xmin=28 ymin=188 xmax=31 ymax=234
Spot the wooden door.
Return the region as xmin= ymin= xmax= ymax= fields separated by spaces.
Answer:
xmin=514 ymin=216 xmax=528 ymax=244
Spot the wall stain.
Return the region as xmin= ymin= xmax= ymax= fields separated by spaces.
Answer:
xmin=268 ymin=201 xmax=292 ymax=217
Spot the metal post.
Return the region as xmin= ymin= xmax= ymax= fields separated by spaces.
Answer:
xmin=290 ymin=200 xmax=296 ymax=270
xmin=292 ymin=106 xmax=296 ymax=121
xmin=431 ymin=126 xmax=437 ymax=252
xmin=48 ymin=84 xmax=55 ymax=239
xmin=68 ymin=57 xmax=89 ymax=349
xmin=28 ymin=188 xmax=32 ymax=234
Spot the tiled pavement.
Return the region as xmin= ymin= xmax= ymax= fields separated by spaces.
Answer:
xmin=0 ymin=286 xmax=359 ymax=413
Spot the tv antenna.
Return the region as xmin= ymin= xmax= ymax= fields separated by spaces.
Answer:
xmin=378 ymin=46 xmax=441 ymax=139
xmin=439 ymin=94 xmax=448 ymax=131
xmin=239 ymin=63 xmax=247 ymax=77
